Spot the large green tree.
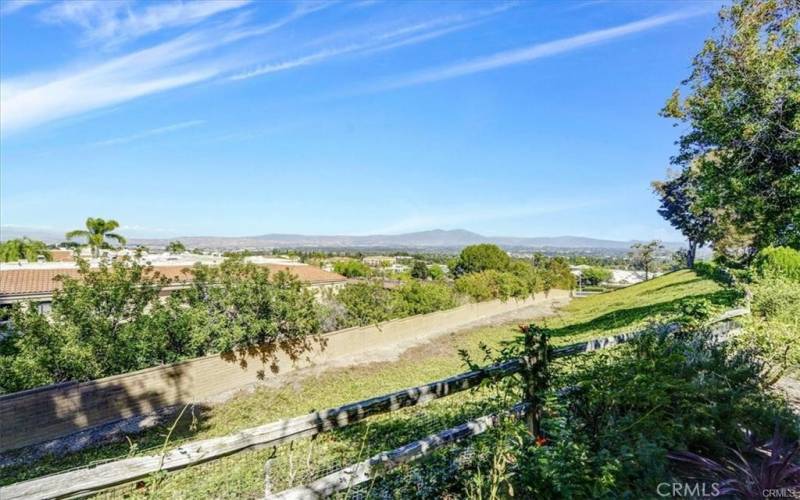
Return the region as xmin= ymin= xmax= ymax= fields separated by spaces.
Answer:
xmin=652 ymin=170 xmax=715 ymax=267
xmin=453 ymin=244 xmax=511 ymax=276
xmin=0 ymin=238 xmax=51 ymax=263
xmin=661 ymin=0 xmax=800 ymax=251
xmin=65 ymin=217 xmax=127 ymax=257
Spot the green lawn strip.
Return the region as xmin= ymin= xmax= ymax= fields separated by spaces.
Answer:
xmin=1 ymin=270 xmax=737 ymax=491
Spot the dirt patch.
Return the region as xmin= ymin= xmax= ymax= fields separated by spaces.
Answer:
xmin=776 ymin=376 xmax=800 ymax=415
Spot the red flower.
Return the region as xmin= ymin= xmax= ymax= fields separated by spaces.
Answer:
xmin=535 ymin=435 xmax=548 ymax=447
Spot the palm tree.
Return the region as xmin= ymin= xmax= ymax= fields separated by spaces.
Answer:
xmin=65 ymin=218 xmax=127 ymax=257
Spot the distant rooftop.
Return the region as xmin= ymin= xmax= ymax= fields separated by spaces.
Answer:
xmin=0 ymin=253 xmax=346 ymax=303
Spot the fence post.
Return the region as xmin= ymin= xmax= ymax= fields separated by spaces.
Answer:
xmin=521 ymin=324 xmax=551 ymax=438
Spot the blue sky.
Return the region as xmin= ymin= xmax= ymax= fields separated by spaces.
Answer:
xmin=0 ymin=0 xmax=723 ymax=241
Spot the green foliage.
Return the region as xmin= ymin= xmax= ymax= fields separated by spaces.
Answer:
xmin=652 ymin=170 xmax=714 ymax=267
xmin=736 ymin=276 xmax=800 ymax=382
xmin=453 ymin=244 xmax=510 ymax=276
xmin=752 ymin=246 xmax=800 ymax=281
xmin=165 ymin=241 xmax=186 ymax=254
xmin=507 ymin=260 xmax=543 ymax=295
xmin=629 ymin=240 xmax=664 ymax=280
xmin=0 ymin=258 xmax=170 ymax=393
xmin=540 ymin=256 xmax=576 ymax=291
xmin=455 ymin=270 xmax=528 ymax=302
xmin=333 ymin=282 xmax=393 ymax=327
xmin=167 ymin=260 xmax=322 ymax=358
xmin=580 ymin=266 xmax=612 ymax=286
xmin=392 ymin=281 xmax=456 ymax=317
xmin=661 ymin=0 xmax=800 ymax=250
xmin=0 ymin=238 xmax=51 ymax=262
xmin=427 ymin=264 xmax=445 ymax=280
xmin=0 ymin=258 xmax=322 ymax=394
xmin=464 ymin=331 xmax=798 ymax=499
xmin=410 ymin=260 xmax=430 ymax=280
xmin=332 ymin=259 xmax=371 ymax=278
xmin=692 ymin=260 xmax=738 ymax=286
xmin=65 ymin=217 xmax=127 ymax=257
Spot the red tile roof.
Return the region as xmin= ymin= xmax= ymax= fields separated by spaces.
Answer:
xmin=0 ymin=264 xmax=345 ymax=299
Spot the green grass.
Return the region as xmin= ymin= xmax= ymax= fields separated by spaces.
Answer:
xmin=0 ymin=270 xmax=739 ymax=495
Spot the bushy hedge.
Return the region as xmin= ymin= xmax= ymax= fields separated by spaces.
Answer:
xmin=454 ymin=270 xmax=528 ymax=301
xmin=332 ymin=259 xmax=372 ymax=278
xmin=327 ymin=280 xmax=456 ymax=328
xmin=751 ymin=246 xmax=800 ymax=281
xmin=0 ymin=258 xmax=322 ymax=394
xmin=580 ymin=266 xmax=612 ymax=286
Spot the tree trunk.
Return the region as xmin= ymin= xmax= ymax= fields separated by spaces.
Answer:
xmin=687 ymin=240 xmax=697 ymax=268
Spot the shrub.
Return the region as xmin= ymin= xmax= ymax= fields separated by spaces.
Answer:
xmin=410 ymin=260 xmax=430 ymax=280
xmin=333 ymin=282 xmax=393 ymax=328
xmin=392 ymin=281 xmax=456 ymax=316
xmin=455 ymin=270 xmax=527 ymax=302
xmin=540 ymin=256 xmax=576 ymax=291
xmin=580 ymin=266 xmax=612 ymax=286
xmin=332 ymin=260 xmax=372 ymax=278
xmin=0 ymin=257 xmax=322 ymax=393
xmin=693 ymin=260 xmax=737 ymax=285
xmin=752 ymin=246 xmax=800 ymax=281
xmin=508 ymin=260 xmax=543 ymax=295
xmin=735 ymin=276 xmax=800 ymax=382
xmin=169 ymin=260 xmax=322 ymax=359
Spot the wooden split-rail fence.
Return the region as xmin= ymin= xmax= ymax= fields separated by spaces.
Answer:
xmin=1 ymin=308 xmax=748 ymax=500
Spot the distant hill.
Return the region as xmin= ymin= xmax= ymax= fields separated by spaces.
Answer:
xmin=1 ymin=227 xmax=686 ymax=252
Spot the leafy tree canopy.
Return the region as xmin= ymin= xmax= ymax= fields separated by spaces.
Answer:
xmin=453 ymin=244 xmax=511 ymax=276
xmin=652 ymin=169 xmax=715 ymax=267
xmin=661 ymin=0 xmax=800 ymax=251
xmin=333 ymin=260 xmax=372 ymax=278
xmin=0 ymin=238 xmax=51 ymax=263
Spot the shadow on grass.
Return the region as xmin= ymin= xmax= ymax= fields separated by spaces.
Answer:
xmin=544 ymin=288 xmax=740 ymax=341
xmin=638 ymin=277 xmax=705 ymax=296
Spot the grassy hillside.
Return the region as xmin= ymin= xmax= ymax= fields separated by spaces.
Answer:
xmin=547 ymin=269 xmax=740 ymax=344
xmin=1 ymin=270 xmax=740 ymax=492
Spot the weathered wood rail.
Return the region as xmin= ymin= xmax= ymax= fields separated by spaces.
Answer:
xmin=270 ymin=403 xmax=530 ymax=500
xmin=0 ymin=309 xmax=748 ymax=500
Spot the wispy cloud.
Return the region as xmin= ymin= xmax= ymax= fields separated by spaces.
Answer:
xmin=373 ymin=199 xmax=596 ymax=234
xmin=0 ymin=0 xmax=42 ymax=16
xmin=364 ymin=8 xmax=711 ymax=92
xmin=39 ymin=0 xmax=251 ymax=46
xmin=0 ymin=5 xmax=323 ymax=135
xmin=92 ymin=120 xmax=205 ymax=147
xmin=228 ymin=4 xmax=515 ymax=81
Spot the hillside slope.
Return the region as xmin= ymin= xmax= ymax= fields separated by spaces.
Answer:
xmin=1 ymin=270 xmax=739 ymax=492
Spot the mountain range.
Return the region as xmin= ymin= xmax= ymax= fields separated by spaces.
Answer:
xmin=1 ymin=227 xmax=686 ymax=252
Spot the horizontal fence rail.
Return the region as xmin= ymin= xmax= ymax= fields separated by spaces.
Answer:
xmin=0 ymin=308 xmax=748 ymax=500
xmin=269 ymin=403 xmax=530 ymax=500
